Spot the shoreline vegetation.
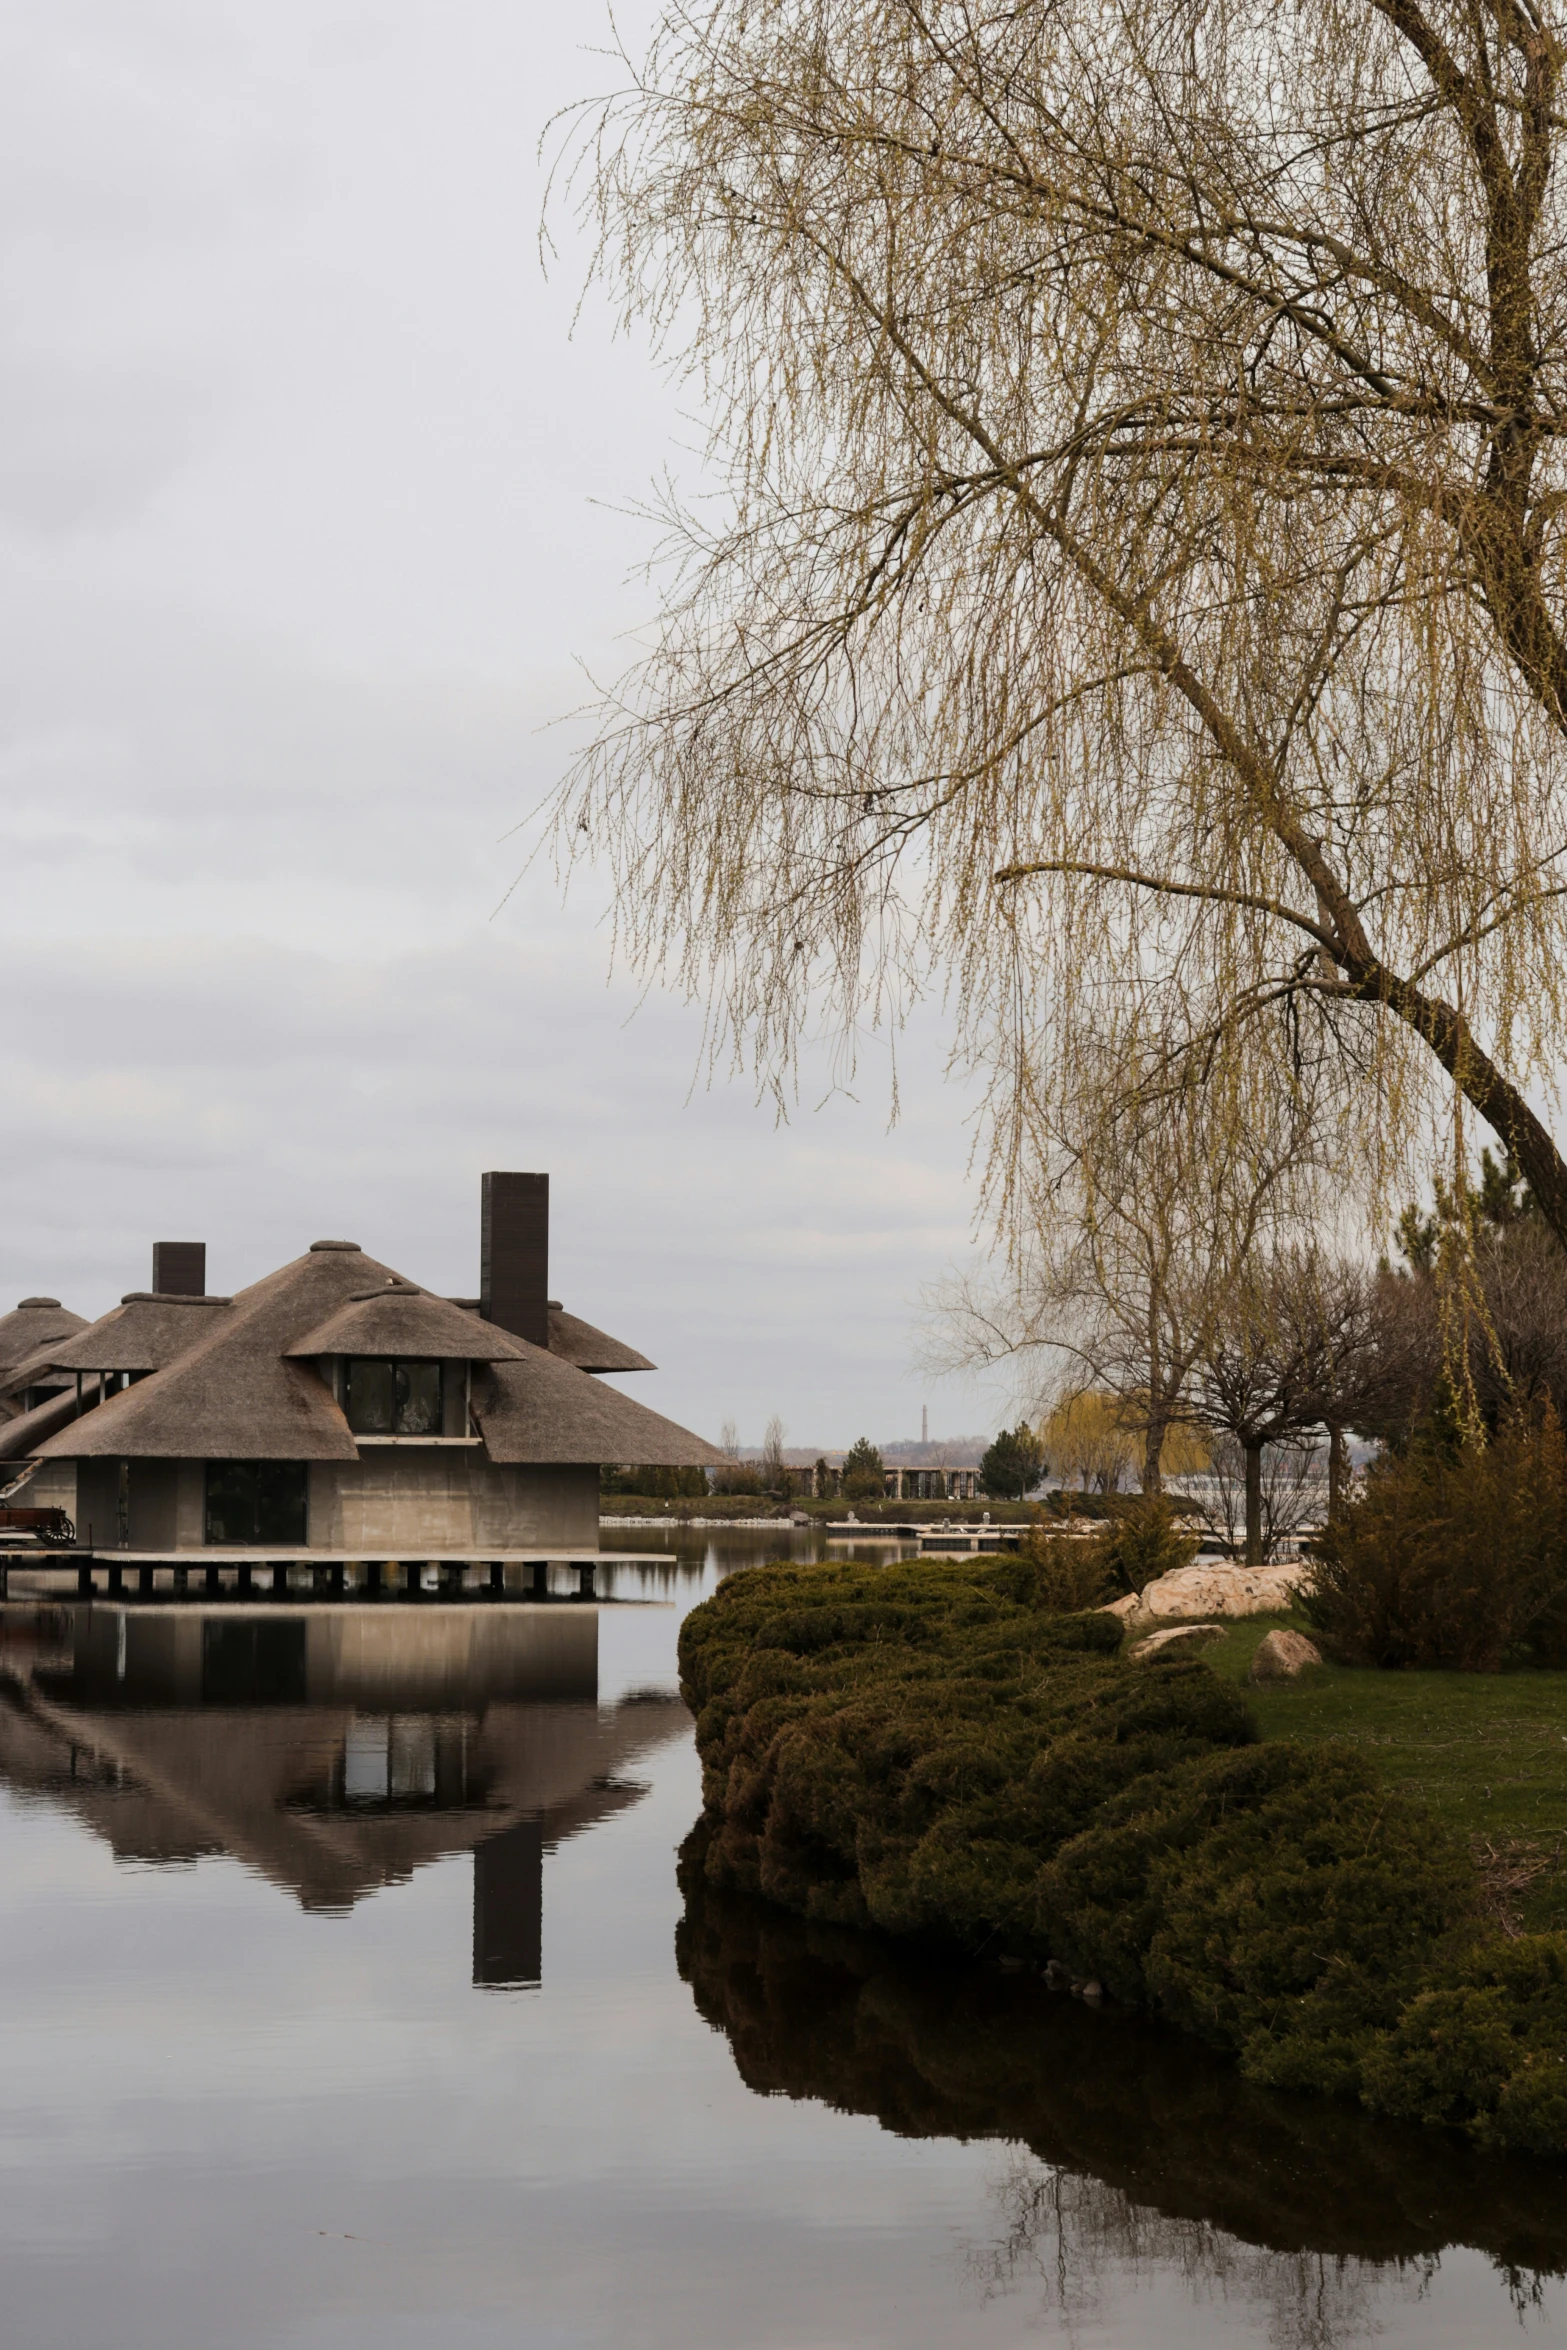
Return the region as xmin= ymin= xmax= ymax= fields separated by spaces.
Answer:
xmin=599 ymin=1492 xmax=1115 ymax=1524
xmin=678 ymin=1556 xmax=1567 ymax=2155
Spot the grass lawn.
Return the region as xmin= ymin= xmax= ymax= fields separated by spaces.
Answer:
xmin=1200 ymin=1612 xmax=1567 ymax=1932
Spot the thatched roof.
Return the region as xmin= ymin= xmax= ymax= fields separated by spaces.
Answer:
xmin=0 ymin=1298 xmax=85 ymax=1372
xmin=47 ymin=1295 xmax=235 ymax=1374
xmin=6 ymin=1235 xmax=717 ymax=1470
xmin=0 ymin=1386 xmax=85 ymax=1462
xmin=446 ymin=1297 xmax=657 ymax=1373
xmin=288 ymin=1286 xmax=533 ymax=1363
xmin=26 ymin=1245 xmax=414 ymax=1461
xmin=474 ymin=1345 xmax=723 ymax=1466
xmin=546 ymin=1306 xmax=655 ymax=1374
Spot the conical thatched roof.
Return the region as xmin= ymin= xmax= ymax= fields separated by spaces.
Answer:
xmin=288 ymin=1286 xmax=533 ymax=1363
xmin=0 ymin=1298 xmax=85 ymax=1372
xmin=2 ymin=1237 xmax=716 ymax=1471
xmin=26 ymin=1245 xmax=406 ymax=1462
xmin=473 ymin=1347 xmax=723 ymax=1466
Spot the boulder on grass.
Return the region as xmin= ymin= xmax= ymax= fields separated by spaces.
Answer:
xmin=1130 ymin=1622 xmax=1226 ymax=1661
xmin=1249 ymin=1628 xmax=1323 ymax=1683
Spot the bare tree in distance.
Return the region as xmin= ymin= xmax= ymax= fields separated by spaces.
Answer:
xmin=760 ymin=1414 xmax=791 ymax=1495
xmin=553 ymin=0 xmax=1567 ymax=1248
xmin=1195 ymin=1261 xmax=1330 ymax=1563
xmin=929 ymin=1073 xmax=1320 ymax=1491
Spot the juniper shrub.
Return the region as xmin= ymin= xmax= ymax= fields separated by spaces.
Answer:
xmin=1304 ymin=1406 xmax=1567 ymax=1670
xmin=679 ymin=1557 xmax=1567 ymax=2152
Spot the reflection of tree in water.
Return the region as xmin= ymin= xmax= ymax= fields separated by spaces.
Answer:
xmin=965 ymin=2153 xmax=1425 ymax=2350
xmin=676 ymin=1833 xmax=1565 ymax=2337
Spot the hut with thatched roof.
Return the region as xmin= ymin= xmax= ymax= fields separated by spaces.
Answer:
xmin=0 ymin=1173 xmax=720 ymax=1559
xmin=0 ymin=1297 xmax=88 ymax=1422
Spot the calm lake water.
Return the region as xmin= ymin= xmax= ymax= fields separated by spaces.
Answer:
xmin=0 ymin=1526 xmax=1560 ymax=2350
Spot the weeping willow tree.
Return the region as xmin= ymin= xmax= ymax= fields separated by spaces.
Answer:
xmin=554 ymin=0 xmax=1567 ymax=1239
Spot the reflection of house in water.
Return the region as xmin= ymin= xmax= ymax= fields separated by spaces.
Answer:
xmin=0 ymin=1605 xmax=687 ymax=1987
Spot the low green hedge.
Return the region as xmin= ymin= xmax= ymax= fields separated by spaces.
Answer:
xmin=678 ymin=1556 xmax=1567 ymax=2153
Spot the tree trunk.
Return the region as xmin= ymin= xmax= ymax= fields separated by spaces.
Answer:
xmin=1327 ymin=1423 xmax=1345 ymax=1526
xmin=1244 ymin=1438 xmax=1263 ymax=1566
xmin=1141 ymin=1420 xmax=1163 ymax=1495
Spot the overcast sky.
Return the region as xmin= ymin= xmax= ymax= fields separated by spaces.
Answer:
xmin=0 ymin=1 xmax=1006 ymax=1451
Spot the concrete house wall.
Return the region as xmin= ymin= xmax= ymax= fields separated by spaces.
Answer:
xmin=68 ymin=1454 xmax=596 ymax=1554
xmin=309 ymin=1454 xmax=597 ymax=1555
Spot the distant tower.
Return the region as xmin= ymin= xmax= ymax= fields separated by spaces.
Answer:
xmin=921 ymin=1404 xmax=928 ymax=1447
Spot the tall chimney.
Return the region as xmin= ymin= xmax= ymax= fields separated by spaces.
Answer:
xmin=152 ymin=1241 xmax=206 ymax=1297
xmin=480 ymin=1172 xmax=549 ymax=1347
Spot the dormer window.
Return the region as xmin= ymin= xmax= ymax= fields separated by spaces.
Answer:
xmin=344 ymin=1358 xmax=444 ymax=1436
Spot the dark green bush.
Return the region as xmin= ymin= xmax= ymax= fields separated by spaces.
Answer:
xmin=1361 ymin=1935 xmax=1567 ymax=2151
xmin=1094 ymin=1494 xmax=1200 ymax=1594
xmin=680 ymin=1556 xmax=1567 ymax=2153
xmin=1304 ymin=1407 xmax=1567 ymax=1670
xmin=1005 ymin=1524 xmax=1117 ymax=1611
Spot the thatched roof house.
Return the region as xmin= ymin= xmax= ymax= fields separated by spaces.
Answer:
xmin=0 ymin=1173 xmax=719 ymax=1556
xmin=0 ymin=1297 xmax=88 ymax=1421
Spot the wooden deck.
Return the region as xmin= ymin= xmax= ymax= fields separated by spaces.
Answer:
xmin=0 ymin=1549 xmax=675 ymax=1602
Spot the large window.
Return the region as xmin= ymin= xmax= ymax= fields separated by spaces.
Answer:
xmin=205 ymin=1461 xmax=308 ymax=1546
xmin=344 ymin=1358 xmax=444 ymax=1437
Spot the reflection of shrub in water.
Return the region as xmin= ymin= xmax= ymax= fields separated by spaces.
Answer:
xmin=676 ymin=1860 xmax=1567 ymax=2297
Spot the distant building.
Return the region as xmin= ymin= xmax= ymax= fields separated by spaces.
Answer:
xmin=0 ymin=1172 xmax=720 ymax=1559
xmin=881 ymin=1464 xmax=980 ymax=1503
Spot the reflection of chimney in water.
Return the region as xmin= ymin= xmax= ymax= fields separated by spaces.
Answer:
xmin=472 ymin=1818 xmax=543 ymax=1988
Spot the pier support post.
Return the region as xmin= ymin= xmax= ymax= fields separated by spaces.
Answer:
xmin=404 ymin=1560 xmax=422 ymax=1598
xmin=271 ymin=1561 xmax=289 ymax=1596
xmin=138 ymin=1563 xmax=155 ymax=1596
xmin=366 ymin=1560 xmax=383 ymax=1597
xmin=488 ymin=1560 xmax=505 ymax=1596
xmin=237 ymin=1563 xmax=252 ymax=1596
xmin=526 ymin=1560 xmax=548 ymax=1600
xmin=77 ymin=1564 xmax=94 ymax=1596
xmin=574 ymin=1561 xmax=596 ymax=1601
xmin=329 ymin=1561 xmax=345 ymax=1597
xmin=172 ymin=1564 xmax=189 ymax=1596
xmin=108 ymin=1562 xmax=123 ymax=1597
xmin=204 ymin=1564 xmax=221 ymax=1595
xmin=440 ymin=1560 xmax=463 ymax=1598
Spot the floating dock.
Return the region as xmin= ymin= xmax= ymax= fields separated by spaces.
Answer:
xmin=824 ymin=1521 xmax=1023 ymax=1553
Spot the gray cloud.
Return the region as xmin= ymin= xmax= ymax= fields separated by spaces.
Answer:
xmin=0 ymin=0 xmax=999 ymax=1448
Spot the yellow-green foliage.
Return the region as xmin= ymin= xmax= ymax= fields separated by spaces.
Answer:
xmin=679 ymin=1557 xmax=1567 ymax=2153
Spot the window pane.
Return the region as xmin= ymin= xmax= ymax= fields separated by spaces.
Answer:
xmin=255 ymin=1462 xmax=308 ymax=1545
xmin=205 ymin=1460 xmax=256 ymax=1544
xmin=345 ymin=1359 xmax=395 ymax=1434
xmin=395 ymin=1360 xmax=443 ymax=1436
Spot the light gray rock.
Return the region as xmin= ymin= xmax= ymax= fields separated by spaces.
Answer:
xmin=1129 ymin=1622 xmax=1226 ymax=1661
xmin=1248 ymin=1627 xmax=1323 ymax=1682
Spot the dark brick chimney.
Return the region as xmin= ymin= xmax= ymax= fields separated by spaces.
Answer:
xmin=480 ymin=1172 xmax=549 ymax=1348
xmin=152 ymin=1241 xmax=206 ymax=1297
